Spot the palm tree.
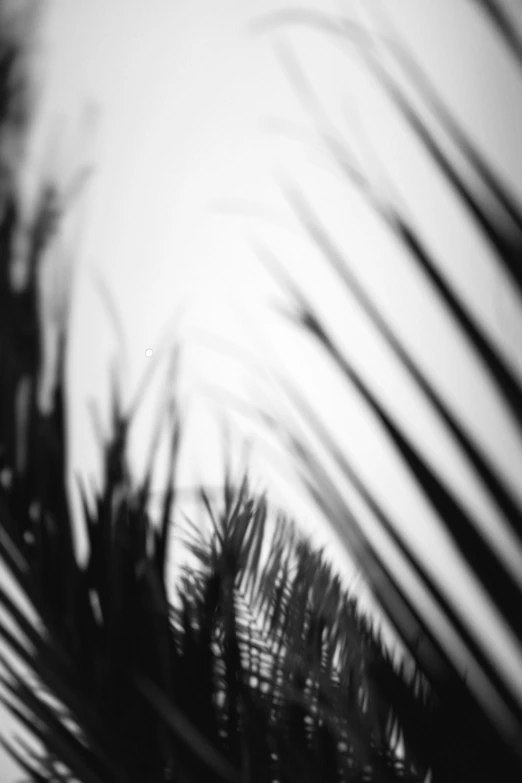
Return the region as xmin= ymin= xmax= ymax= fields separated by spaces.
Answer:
xmin=245 ymin=2 xmax=522 ymax=781
xmin=0 ymin=4 xmax=437 ymax=781
xmin=1 ymin=2 xmax=522 ymax=782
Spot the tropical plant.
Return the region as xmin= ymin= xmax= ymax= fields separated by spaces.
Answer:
xmin=0 ymin=4 xmax=441 ymax=782
xmin=243 ymin=2 xmax=522 ymax=781
xmin=1 ymin=2 xmax=522 ymax=782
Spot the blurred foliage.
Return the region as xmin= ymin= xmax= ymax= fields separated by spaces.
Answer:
xmin=1 ymin=2 xmax=522 ymax=783
xmin=250 ymin=1 xmax=522 ymax=781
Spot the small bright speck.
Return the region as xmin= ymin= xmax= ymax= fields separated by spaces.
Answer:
xmin=145 ymin=348 xmax=154 ymax=357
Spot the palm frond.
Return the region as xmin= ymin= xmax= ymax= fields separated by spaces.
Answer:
xmin=250 ymin=4 xmax=522 ymax=781
xmin=3 ymin=3 xmax=521 ymax=782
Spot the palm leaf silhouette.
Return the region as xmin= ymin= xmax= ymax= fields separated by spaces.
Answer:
xmin=249 ymin=4 xmax=522 ymax=781
xmin=2 ymin=2 xmax=522 ymax=782
xmin=0 ymin=11 xmax=430 ymax=778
